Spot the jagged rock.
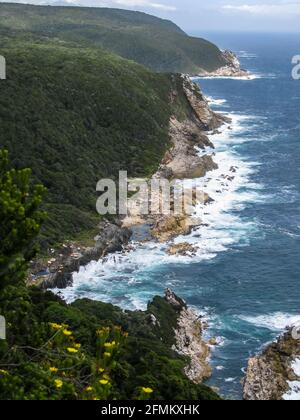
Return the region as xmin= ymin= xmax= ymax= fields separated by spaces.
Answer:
xmin=243 ymin=328 xmax=300 ymax=400
xmin=166 ymin=288 xmax=212 ymax=384
xmin=208 ymin=337 xmax=218 ymax=346
xmin=197 ymin=50 xmax=251 ymax=78
xmin=147 ymin=313 xmax=160 ymax=327
xmin=167 ymin=243 xmax=197 ymax=256
xmin=165 ymin=288 xmax=187 ymax=311
xmin=151 ymin=215 xmax=202 ymax=242
xmin=27 ymin=222 xmax=132 ymax=289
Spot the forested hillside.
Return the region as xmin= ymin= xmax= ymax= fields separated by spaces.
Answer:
xmin=0 ymin=29 xmax=192 ymax=246
xmin=0 ymin=3 xmax=227 ymax=73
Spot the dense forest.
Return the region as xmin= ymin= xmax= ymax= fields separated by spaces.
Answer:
xmin=0 ymin=3 xmax=227 ymax=73
xmin=0 ymin=27 xmax=193 ymax=247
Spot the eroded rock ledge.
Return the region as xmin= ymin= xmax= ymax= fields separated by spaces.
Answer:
xmin=243 ymin=328 xmax=300 ymax=400
xmin=165 ymin=289 xmax=212 ymax=384
xmin=27 ymin=221 xmax=131 ymax=289
xmin=197 ymin=50 xmax=250 ymax=78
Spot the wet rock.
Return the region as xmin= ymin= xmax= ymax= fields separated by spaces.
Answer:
xmin=28 ymin=222 xmax=132 ymax=290
xmin=167 ymin=243 xmax=197 ymax=256
xmin=243 ymin=328 xmax=300 ymax=400
xmin=167 ymin=288 xmax=212 ymax=384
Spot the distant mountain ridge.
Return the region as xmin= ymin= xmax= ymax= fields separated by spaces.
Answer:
xmin=0 ymin=3 xmax=228 ymax=73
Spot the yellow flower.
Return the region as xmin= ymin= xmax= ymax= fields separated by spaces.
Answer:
xmin=49 ymin=323 xmax=63 ymax=330
xmin=123 ymin=332 xmax=129 ymax=338
xmin=104 ymin=342 xmax=114 ymax=348
xmin=63 ymin=330 xmax=72 ymax=336
xmin=49 ymin=367 xmax=58 ymax=373
xmin=98 ymin=368 xmax=105 ymax=373
xmin=74 ymin=343 xmax=81 ymax=349
xmin=67 ymin=347 xmax=78 ymax=354
xmin=104 ymin=352 xmax=111 ymax=358
xmin=0 ymin=369 xmax=8 ymax=375
xmin=99 ymin=379 xmax=109 ymax=385
xmin=142 ymin=387 xmax=153 ymax=394
xmin=86 ymin=386 xmax=93 ymax=392
xmin=54 ymin=379 xmax=63 ymax=389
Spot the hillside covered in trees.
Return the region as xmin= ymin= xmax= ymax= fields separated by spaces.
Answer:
xmin=0 ymin=3 xmax=227 ymax=73
xmin=0 ymin=26 xmax=193 ymax=247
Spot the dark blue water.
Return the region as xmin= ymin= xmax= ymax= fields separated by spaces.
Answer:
xmin=61 ymin=33 xmax=300 ymax=399
xmin=192 ymin=32 xmax=300 ymax=398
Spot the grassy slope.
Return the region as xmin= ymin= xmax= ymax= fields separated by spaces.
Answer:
xmin=0 ymin=3 xmax=227 ymax=73
xmin=0 ymin=28 xmax=192 ymax=247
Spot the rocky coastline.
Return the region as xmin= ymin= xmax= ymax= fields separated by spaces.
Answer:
xmin=25 ymin=75 xmax=225 ymax=390
xmin=165 ymin=289 xmax=212 ymax=384
xmin=243 ymin=327 xmax=300 ymax=400
xmin=197 ymin=50 xmax=251 ymax=78
xmin=27 ymin=221 xmax=131 ymax=289
xmin=28 ymin=74 xmax=228 ymax=291
xmin=123 ymin=75 xmax=229 ymax=243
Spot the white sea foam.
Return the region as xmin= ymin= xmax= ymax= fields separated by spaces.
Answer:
xmin=55 ymin=106 xmax=263 ymax=308
xmin=292 ymin=358 xmax=300 ymax=377
xmin=192 ymin=74 xmax=261 ymax=81
xmin=206 ymin=96 xmax=227 ymax=107
xmin=283 ymin=381 xmax=300 ymax=400
xmin=239 ymin=313 xmax=300 ymax=331
xmin=237 ymin=51 xmax=258 ymax=59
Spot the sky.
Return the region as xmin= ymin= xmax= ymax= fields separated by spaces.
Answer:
xmin=1 ymin=0 xmax=300 ymax=32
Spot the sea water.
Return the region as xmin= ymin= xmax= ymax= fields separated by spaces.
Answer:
xmin=56 ymin=33 xmax=300 ymax=399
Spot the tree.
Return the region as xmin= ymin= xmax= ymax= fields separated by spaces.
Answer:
xmin=0 ymin=150 xmax=46 ymax=289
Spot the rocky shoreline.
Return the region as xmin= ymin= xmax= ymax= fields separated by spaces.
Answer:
xmin=243 ymin=327 xmax=300 ymax=400
xmin=27 ymin=74 xmax=229 ymax=291
xmin=123 ymin=75 xmax=229 ymax=243
xmin=196 ymin=50 xmax=251 ymax=78
xmin=165 ymin=289 xmax=212 ymax=384
xmin=27 ymin=220 xmax=131 ymax=289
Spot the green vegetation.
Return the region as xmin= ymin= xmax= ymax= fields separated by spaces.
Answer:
xmin=0 ymin=3 xmax=227 ymax=73
xmin=0 ymin=27 xmax=192 ymax=247
xmin=0 ymin=152 xmax=220 ymax=400
xmin=0 ymin=150 xmax=46 ymax=289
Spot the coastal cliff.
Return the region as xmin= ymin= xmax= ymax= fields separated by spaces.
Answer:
xmin=243 ymin=328 xmax=300 ymax=400
xmin=29 ymin=75 xmax=226 ymax=288
xmin=197 ymin=50 xmax=250 ymax=78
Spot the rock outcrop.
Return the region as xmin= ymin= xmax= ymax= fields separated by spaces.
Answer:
xmin=151 ymin=215 xmax=202 ymax=242
xmin=243 ymin=328 xmax=300 ymax=400
xmin=165 ymin=289 xmax=212 ymax=383
xmin=197 ymin=50 xmax=251 ymax=78
xmin=27 ymin=221 xmax=132 ymax=289
xmin=157 ymin=76 xmax=225 ymax=181
xmin=167 ymin=242 xmax=197 ymax=256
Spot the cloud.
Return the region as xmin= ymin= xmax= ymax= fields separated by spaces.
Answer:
xmin=95 ymin=0 xmax=177 ymax=12
xmin=222 ymin=3 xmax=300 ymax=17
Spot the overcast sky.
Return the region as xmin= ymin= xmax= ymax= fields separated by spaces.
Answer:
xmin=1 ymin=0 xmax=300 ymax=32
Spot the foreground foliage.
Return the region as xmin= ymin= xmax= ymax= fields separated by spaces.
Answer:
xmin=0 ymin=152 xmax=220 ymax=400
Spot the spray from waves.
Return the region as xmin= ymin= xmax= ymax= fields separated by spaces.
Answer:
xmin=239 ymin=313 xmax=300 ymax=331
xmin=206 ymin=96 xmax=228 ymax=107
xmin=55 ymin=101 xmax=266 ymax=309
xmin=192 ymin=73 xmax=276 ymax=81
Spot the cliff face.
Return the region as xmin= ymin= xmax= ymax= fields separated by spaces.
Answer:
xmin=197 ymin=50 xmax=250 ymax=78
xmin=243 ymin=328 xmax=300 ymax=400
xmin=158 ymin=75 xmax=225 ymax=181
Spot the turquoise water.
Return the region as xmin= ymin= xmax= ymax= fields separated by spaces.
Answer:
xmin=58 ymin=33 xmax=300 ymax=399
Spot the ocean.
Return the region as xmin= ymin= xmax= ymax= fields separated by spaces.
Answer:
xmin=56 ymin=33 xmax=300 ymax=399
